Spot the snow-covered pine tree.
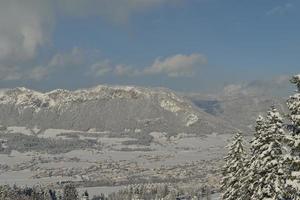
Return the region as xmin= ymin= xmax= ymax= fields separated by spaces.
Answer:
xmin=286 ymin=74 xmax=300 ymax=198
xmin=238 ymin=116 xmax=267 ymax=200
xmin=255 ymin=115 xmax=266 ymax=138
xmin=247 ymin=107 xmax=286 ymax=200
xmin=221 ymin=132 xmax=247 ymax=200
xmin=81 ymin=190 xmax=89 ymax=200
xmin=62 ymin=184 xmax=79 ymax=200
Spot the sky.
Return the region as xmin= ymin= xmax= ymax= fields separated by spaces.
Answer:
xmin=0 ymin=0 xmax=299 ymax=94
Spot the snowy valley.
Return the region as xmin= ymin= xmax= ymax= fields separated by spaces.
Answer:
xmin=0 ymin=75 xmax=299 ymax=200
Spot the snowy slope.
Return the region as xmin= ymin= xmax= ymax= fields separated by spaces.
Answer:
xmin=186 ymin=92 xmax=286 ymax=133
xmin=0 ymin=86 xmax=234 ymax=135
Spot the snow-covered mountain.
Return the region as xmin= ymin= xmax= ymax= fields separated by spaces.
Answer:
xmin=0 ymin=86 xmax=234 ymax=135
xmin=186 ymin=92 xmax=286 ymax=134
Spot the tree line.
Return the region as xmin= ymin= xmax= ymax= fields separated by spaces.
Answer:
xmin=0 ymin=183 xmax=216 ymax=200
xmin=0 ymin=183 xmax=107 ymax=200
xmin=221 ymin=74 xmax=300 ymax=200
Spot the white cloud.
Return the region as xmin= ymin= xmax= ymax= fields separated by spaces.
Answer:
xmin=0 ymin=0 xmax=54 ymax=81
xmin=88 ymin=53 xmax=207 ymax=78
xmin=266 ymin=3 xmax=294 ymax=16
xmin=0 ymin=65 xmax=49 ymax=81
xmin=222 ymin=75 xmax=291 ymax=96
xmin=26 ymin=67 xmax=49 ymax=81
xmin=144 ymin=54 xmax=207 ymax=77
xmin=48 ymin=47 xmax=84 ymax=68
xmin=0 ymin=0 xmax=176 ymax=81
xmin=0 ymin=0 xmax=53 ymax=62
xmin=89 ymin=60 xmax=139 ymax=77
xmin=5 ymin=47 xmax=86 ymax=81
xmin=0 ymin=65 xmax=21 ymax=81
xmin=29 ymin=47 xmax=86 ymax=80
xmin=114 ymin=64 xmax=140 ymax=76
xmin=89 ymin=60 xmax=113 ymax=77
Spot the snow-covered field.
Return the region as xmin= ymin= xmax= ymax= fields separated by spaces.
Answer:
xmin=0 ymin=126 xmax=231 ymax=196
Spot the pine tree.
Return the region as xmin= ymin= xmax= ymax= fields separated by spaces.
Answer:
xmin=62 ymin=184 xmax=79 ymax=200
xmin=81 ymin=190 xmax=89 ymax=200
xmin=221 ymin=132 xmax=247 ymax=200
xmin=245 ymin=107 xmax=286 ymax=200
xmin=238 ymin=116 xmax=266 ymax=200
xmin=286 ymin=74 xmax=300 ymax=199
xmin=0 ymin=185 xmax=12 ymax=200
xmin=49 ymin=189 xmax=57 ymax=200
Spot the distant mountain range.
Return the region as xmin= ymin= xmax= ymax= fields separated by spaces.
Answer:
xmin=185 ymin=92 xmax=286 ymax=134
xmin=0 ymin=85 xmax=286 ymax=136
xmin=0 ymin=86 xmax=234 ymax=136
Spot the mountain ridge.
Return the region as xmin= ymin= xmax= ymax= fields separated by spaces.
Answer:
xmin=0 ymin=85 xmax=234 ymax=135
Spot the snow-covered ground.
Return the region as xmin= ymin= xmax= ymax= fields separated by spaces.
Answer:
xmin=0 ymin=126 xmax=230 ymax=196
